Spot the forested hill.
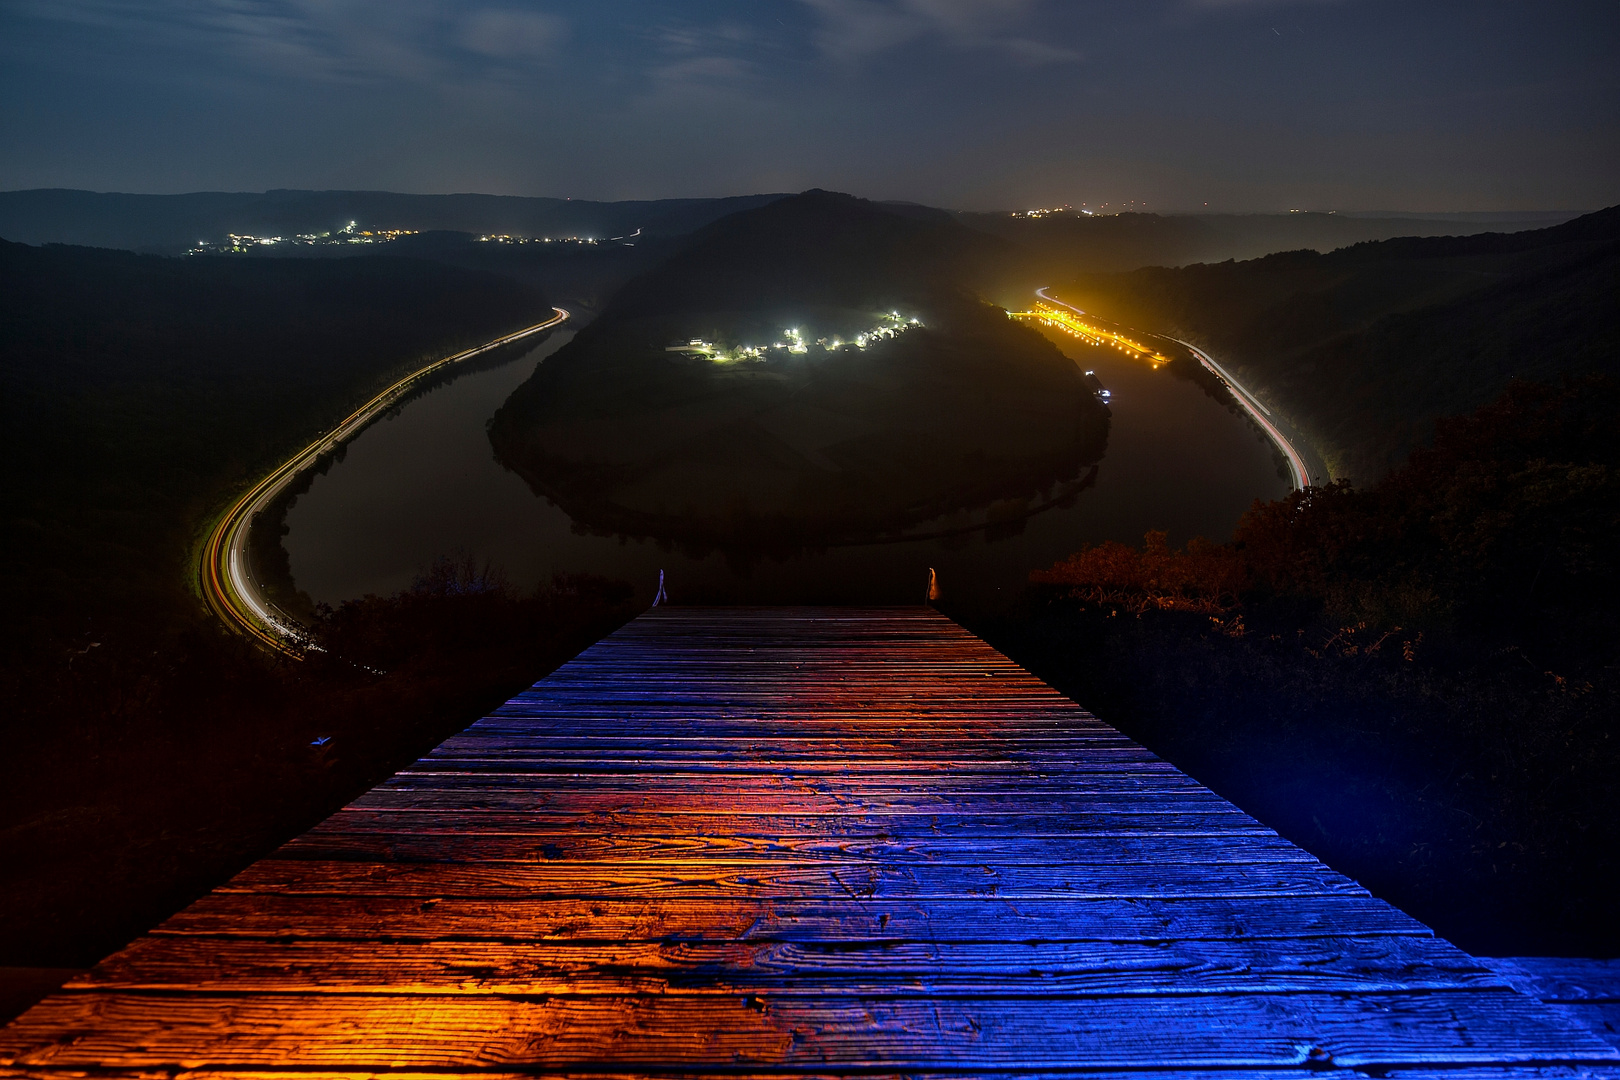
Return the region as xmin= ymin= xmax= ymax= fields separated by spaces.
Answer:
xmin=489 ymin=190 xmax=1104 ymax=551
xmin=594 ymin=188 xmax=1012 ymax=326
xmin=0 ymin=239 xmax=550 ymax=649
xmin=1061 ymin=205 xmax=1620 ymax=482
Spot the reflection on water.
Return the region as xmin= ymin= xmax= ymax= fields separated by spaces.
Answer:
xmin=283 ymin=330 xmax=1289 ymax=609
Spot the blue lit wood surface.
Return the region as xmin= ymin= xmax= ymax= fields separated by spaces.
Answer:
xmin=2 ymin=607 xmax=1615 ymax=1076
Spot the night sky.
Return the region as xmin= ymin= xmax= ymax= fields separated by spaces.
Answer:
xmin=2 ymin=0 xmax=1615 ymax=211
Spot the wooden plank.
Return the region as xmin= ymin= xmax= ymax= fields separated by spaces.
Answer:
xmin=376 ymin=773 xmax=1213 ymax=792
xmin=7 ymin=1071 xmax=1616 ymax=1080
xmin=217 ymin=858 xmax=1368 ymax=899
xmin=81 ymin=935 xmax=1505 ymax=997
xmin=4 ymin=991 xmax=1612 ymax=1070
xmin=150 ymin=893 xmax=1435 ymax=943
xmin=305 ymin=809 xmax=1279 ymax=835
xmin=430 ymin=736 xmax=1142 ymax=751
xmin=338 ymin=786 xmax=1224 ymax=809
xmin=417 ymin=750 xmax=1165 ymax=768
xmin=276 ymin=831 xmax=1319 ymax=866
xmin=403 ymin=762 xmax=1179 ymax=778
xmin=1489 ymin=958 xmax=1620 ymax=1003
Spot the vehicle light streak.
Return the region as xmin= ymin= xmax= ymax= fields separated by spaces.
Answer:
xmin=1030 ymin=288 xmax=1310 ymax=492
xmin=1171 ymin=336 xmax=1308 ymax=491
xmin=198 ymin=308 xmax=571 ymax=656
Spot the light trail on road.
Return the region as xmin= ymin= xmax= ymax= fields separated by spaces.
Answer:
xmin=1031 ymin=288 xmax=1312 ymax=492
xmin=198 ymin=308 xmax=570 ymax=656
xmin=1169 ymin=336 xmax=1309 ymax=491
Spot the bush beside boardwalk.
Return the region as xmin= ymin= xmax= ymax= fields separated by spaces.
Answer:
xmin=963 ymin=378 xmax=1620 ymax=957
xmin=4 ymin=572 xmax=632 ymax=972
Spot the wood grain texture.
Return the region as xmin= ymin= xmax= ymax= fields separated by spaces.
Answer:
xmin=3 ymin=606 xmax=1614 ymax=1075
xmin=148 ymin=893 xmax=1436 ymax=942
xmin=277 ymin=830 xmax=1318 ymax=865
xmin=1 ymin=991 xmax=1610 ymax=1070
xmin=80 ymin=935 xmax=1508 ymax=996
xmin=6 ymin=1072 xmax=1619 ymax=1080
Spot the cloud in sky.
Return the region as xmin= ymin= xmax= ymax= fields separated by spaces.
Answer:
xmin=16 ymin=0 xmax=571 ymax=83
xmin=796 ymin=0 xmax=1078 ymax=64
xmin=459 ymin=9 xmax=567 ymax=63
xmin=1 ymin=0 xmax=1614 ymax=210
xmin=1181 ymin=0 xmax=1340 ymax=8
xmin=17 ymin=0 xmax=1080 ymax=89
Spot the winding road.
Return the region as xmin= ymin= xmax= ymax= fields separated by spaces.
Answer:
xmin=198 ymin=308 xmax=570 ymax=655
xmin=1035 ymin=288 xmax=1324 ymax=490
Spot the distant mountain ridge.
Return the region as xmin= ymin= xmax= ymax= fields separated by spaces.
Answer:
xmin=1 ymin=187 xmax=1577 ymax=272
xmin=956 ymin=208 xmax=1584 ymax=276
xmin=0 ymin=188 xmax=789 ymax=252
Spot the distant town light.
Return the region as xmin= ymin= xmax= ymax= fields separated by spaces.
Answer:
xmin=669 ymin=313 xmax=920 ymax=364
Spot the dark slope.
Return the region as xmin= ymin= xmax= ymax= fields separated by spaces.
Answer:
xmin=0 ymin=241 xmax=639 ymax=975
xmin=0 ymin=239 xmax=550 ymax=644
xmin=489 ymin=191 xmax=1107 ymax=550
xmin=0 ymin=189 xmax=787 ymax=251
xmin=1062 ymin=206 xmax=1620 ymax=481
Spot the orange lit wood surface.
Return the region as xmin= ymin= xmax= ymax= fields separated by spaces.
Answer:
xmin=3 ymin=607 xmax=1615 ymax=1076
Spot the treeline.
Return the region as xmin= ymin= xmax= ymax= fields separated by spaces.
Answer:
xmin=1059 ymin=206 xmax=1620 ymax=482
xmin=966 ymin=377 xmax=1619 ymax=954
xmin=0 ymin=240 xmax=634 ymax=968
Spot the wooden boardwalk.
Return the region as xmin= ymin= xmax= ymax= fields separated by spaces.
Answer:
xmin=4 ymin=607 xmax=1616 ymax=1077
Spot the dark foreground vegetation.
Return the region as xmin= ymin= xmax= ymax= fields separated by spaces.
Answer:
xmin=1064 ymin=205 xmax=1620 ymax=483
xmin=0 ymin=240 xmax=634 ymax=968
xmin=961 ymin=377 xmax=1620 ymax=956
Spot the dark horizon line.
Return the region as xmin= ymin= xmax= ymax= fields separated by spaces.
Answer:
xmin=0 ymin=186 xmax=1600 ymax=221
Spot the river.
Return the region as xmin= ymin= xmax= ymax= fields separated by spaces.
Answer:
xmin=283 ymin=329 xmax=1290 ymax=609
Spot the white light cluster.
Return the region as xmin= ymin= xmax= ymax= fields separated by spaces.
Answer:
xmin=188 ymin=221 xmax=418 ymax=255
xmin=1012 ymin=204 xmax=1072 ymax=219
xmin=665 ymin=312 xmax=921 ymax=364
xmin=479 ymin=227 xmax=639 ymax=246
xmin=478 ymin=234 xmax=600 ymax=245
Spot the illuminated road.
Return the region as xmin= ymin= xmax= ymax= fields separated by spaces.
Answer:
xmin=1033 ymin=288 xmax=1320 ymax=491
xmin=198 ymin=308 xmax=570 ymax=655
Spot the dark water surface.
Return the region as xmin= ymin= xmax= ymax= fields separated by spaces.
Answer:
xmin=283 ymin=330 xmax=1289 ymax=608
